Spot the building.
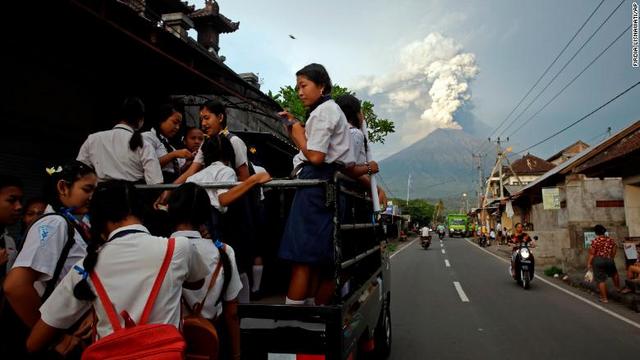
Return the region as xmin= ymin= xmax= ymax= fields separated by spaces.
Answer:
xmin=546 ymin=140 xmax=590 ymax=166
xmin=511 ymin=122 xmax=640 ymax=270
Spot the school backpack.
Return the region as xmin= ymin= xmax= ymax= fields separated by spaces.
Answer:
xmin=182 ymin=245 xmax=225 ymax=360
xmin=82 ymin=238 xmax=186 ymax=360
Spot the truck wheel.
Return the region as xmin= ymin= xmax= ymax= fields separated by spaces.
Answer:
xmin=373 ymin=292 xmax=392 ymax=359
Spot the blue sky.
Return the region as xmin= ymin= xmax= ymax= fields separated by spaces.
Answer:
xmin=191 ymin=0 xmax=640 ymax=160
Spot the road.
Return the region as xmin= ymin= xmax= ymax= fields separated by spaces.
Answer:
xmin=389 ymin=236 xmax=640 ymax=360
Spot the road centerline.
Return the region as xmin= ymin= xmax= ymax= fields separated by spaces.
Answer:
xmin=453 ymin=281 xmax=470 ymax=302
xmin=445 ymin=259 xmax=451 ymax=267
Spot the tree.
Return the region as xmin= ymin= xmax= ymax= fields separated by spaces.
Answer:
xmin=388 ymin=198 xmax=436 ymax=227
xmin=268 ymin=84 xmax=395 ymax=144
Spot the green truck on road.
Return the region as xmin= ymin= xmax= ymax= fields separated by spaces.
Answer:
xmin=446 ymin=213 xmax=469 ymax=237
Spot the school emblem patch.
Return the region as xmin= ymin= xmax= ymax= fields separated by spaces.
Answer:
xmin=39 ymin=224 xmax=50 ymax=244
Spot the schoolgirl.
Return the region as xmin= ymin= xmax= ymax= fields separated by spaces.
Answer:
xmin=278 ymin=64 xmax=381 ymax=306
xmin=186 ymin=136 xmax=270 ymax=294
xmin=26 ymin=180 xmax=209 ymax=353
xmin=335 ymin=94 xmax=386 ymax=205
xmin=2 ymin=161 xmax=96 ymax=357
xmin=142 ymin=104 xmax=193 ymax=183
xmin=168 ymin=183 xmax=243 ymax=360
xmin=77 ymin=97 xmax=163 ymax=184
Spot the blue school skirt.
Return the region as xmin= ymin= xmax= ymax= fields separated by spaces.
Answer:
xmin=279 ymin=163 xmax=337 ymax=265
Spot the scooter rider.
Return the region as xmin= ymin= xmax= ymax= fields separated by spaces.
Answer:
xmin=509 ymin=223 xmax=536 ymax=276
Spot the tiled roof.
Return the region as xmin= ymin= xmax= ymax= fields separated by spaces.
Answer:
xmin=509 ymin=154 xmax=555 ymax=174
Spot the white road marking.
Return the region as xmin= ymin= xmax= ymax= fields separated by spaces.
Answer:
xmin=440 ymin=243 xmax=444 ymax=248
xmin=390 ymin=238 xmax=419 ymax=259
xmin=441 ymin=249 xmax=446 ymax=254
xmin=464 ymin=239 xmax=640 ymax=330
xmin=453 ymin=281 xmax=470 ymax=302
xmin=445 ymin=259 xmax=451 ymax=267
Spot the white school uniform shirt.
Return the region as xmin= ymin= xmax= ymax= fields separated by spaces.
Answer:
xmin=349 ymin=126 xmax=367 ymax=165
xmin=193 ymin=132 xmax=248 ymax=170
xmin=252 ymin=164 xmax=267 ymax=201
xmin=173 ymin=231 xmax=243 ymax=319
xmin=293 ymin=99 xmax=355 ymax=169
xmin=186 ymin=161 xmax=236 ymax=213
xmin=142 ymin=128 xmax=186 ymax=175
xmin=77 ymin=124 xmax=164 ymax=184
xmin=39 ymin=224 xmax=209 ymax=338
xmin=12 ymin=205 xmax=88 ymax=296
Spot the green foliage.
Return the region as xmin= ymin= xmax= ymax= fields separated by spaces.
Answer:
xmin=388 ymin=198 xmax=435 ymax=226
xmin=269 ymin=84 xmax=395 ymax=144
xmin=544 ymin=266 xmax=564 ymax=277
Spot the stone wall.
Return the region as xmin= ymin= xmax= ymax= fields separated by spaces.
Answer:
xmin=523 ymin=175 xmax=628 ymax=270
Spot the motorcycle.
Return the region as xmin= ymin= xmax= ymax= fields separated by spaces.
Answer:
xmin=421 ymin=234 xmax=432 ymax=249
xmin=478 ymin=234 xmax=488 ymax=247
xmin=438 ymin=230 xmax=445 ymax=240
xmin=511 ymin=236 xmax=537 ymax=289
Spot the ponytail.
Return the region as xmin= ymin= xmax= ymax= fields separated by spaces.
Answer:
xmin=119 ymin=97 xmax=146 ymax=151
xmin=73 ymin=232 xmax=101 ymax=301
xmin=129 ymin=130 xmax=143 ymax=151
xmin=215 ymin=242 xmax=233 ymax=306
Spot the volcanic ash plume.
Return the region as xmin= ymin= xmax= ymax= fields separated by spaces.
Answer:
xmin=358 ymin=33 xmax=478 ymax=145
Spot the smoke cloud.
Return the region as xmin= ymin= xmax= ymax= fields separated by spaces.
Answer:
xmin=356 ymin=33 xmax=478 ymax=145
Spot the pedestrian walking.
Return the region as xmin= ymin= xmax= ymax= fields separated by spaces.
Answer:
xmin=587 ymin=225 xmax=621 ymax=303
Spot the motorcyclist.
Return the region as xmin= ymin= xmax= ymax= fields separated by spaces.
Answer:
xmin=509 ymin=222 xmax=536 ymax=276
xmin=420 ymin=226 xmax=430 ymax=238
xmin=436 ymin=224 xmax=445 ymax=238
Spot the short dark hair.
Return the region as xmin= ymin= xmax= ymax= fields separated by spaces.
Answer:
xmin=335 ymin=94 xmax=362 ymax=128
xmin=0 ymin=174 xmax=23 ymax=191
xmin=594 ymin=224 xmax=607 ymax=236
xmin=296 ymin=63 xmax=332 ymax=95
xmin=151 ymin=103 xmax=181 ymax=136
xmin=201 ymin=134 xmax=235 ymax=167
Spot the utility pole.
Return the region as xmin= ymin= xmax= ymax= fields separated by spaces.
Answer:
xmin=406 ymin=173 xmax=412 ymax=206
xmin=472 ymin=153 xmax=486 ymax=208
xmin=487 ymin=137 xmax=508 ymax=201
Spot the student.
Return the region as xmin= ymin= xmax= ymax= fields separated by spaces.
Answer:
xmin=186 ymin=135 xmax=271 ymax=301
xmin=181 ymin=127 xmax=205 ymax=173
xmin=168 ymin=183 xmax=243 ymax=360
xmin=277 ymin=63 xmax=378 ymax=306
xmin=21 ymin=197 xmax=46 ymax=236
xmin=2 ymin=161 xmax=97 ymax=357
xmin=26 ymin=180 xmax=209 ymax=353
xmin=335 ymin=94 xmax=386 ymax=206
xmin=158 ymin=99 xmax=260 ymax=302
xmin=77 ymin=97 xmax=163 ymax=184
xmin=0 ymin=175 xmax=23 ymax=293
xmin=142 ymin=104 xmax=193 ymax=183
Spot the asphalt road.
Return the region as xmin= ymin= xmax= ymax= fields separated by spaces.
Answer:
xmin=389 ymin=236 xmax=640 ymax=360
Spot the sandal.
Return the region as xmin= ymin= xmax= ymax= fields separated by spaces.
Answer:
xmin=619 ymin=288 xmax=632 ymax=294
xmin=599 ymin=298 xmax=608 ymax=303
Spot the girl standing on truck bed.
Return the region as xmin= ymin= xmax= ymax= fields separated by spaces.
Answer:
xmin=278 ymin=63 xmax=377 ymax=306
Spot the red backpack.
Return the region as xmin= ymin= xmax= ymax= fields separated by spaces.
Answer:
xmin=82 ymin=238 xmax=186 ymax=360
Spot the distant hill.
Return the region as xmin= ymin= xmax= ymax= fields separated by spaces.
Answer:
xmin=378 ymin=128 xmax=493 ymax=210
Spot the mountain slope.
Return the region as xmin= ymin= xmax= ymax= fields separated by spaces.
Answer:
xmin=379 ymin=128 xmax=492 ymax=205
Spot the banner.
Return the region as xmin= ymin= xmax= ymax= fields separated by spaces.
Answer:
xmin=542 ymin=187 xmax=561 ymax=210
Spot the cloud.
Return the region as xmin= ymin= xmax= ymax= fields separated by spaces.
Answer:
xmin=355 ymin=33 xmax=478 ymax=146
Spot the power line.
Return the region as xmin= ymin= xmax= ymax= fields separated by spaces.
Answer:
xmin=497 ymin=0 xmax=625 ymax=138
xmin=515 ymin=80 xmax=640 ymax=155
xmin=484 ymin=0 xmax=605 ymax=143
xmin=507 ymin=24 xmax=630 ymax=138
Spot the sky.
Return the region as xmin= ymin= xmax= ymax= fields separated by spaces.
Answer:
xmin=189 ymin=0 xmax=640 ymax=161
